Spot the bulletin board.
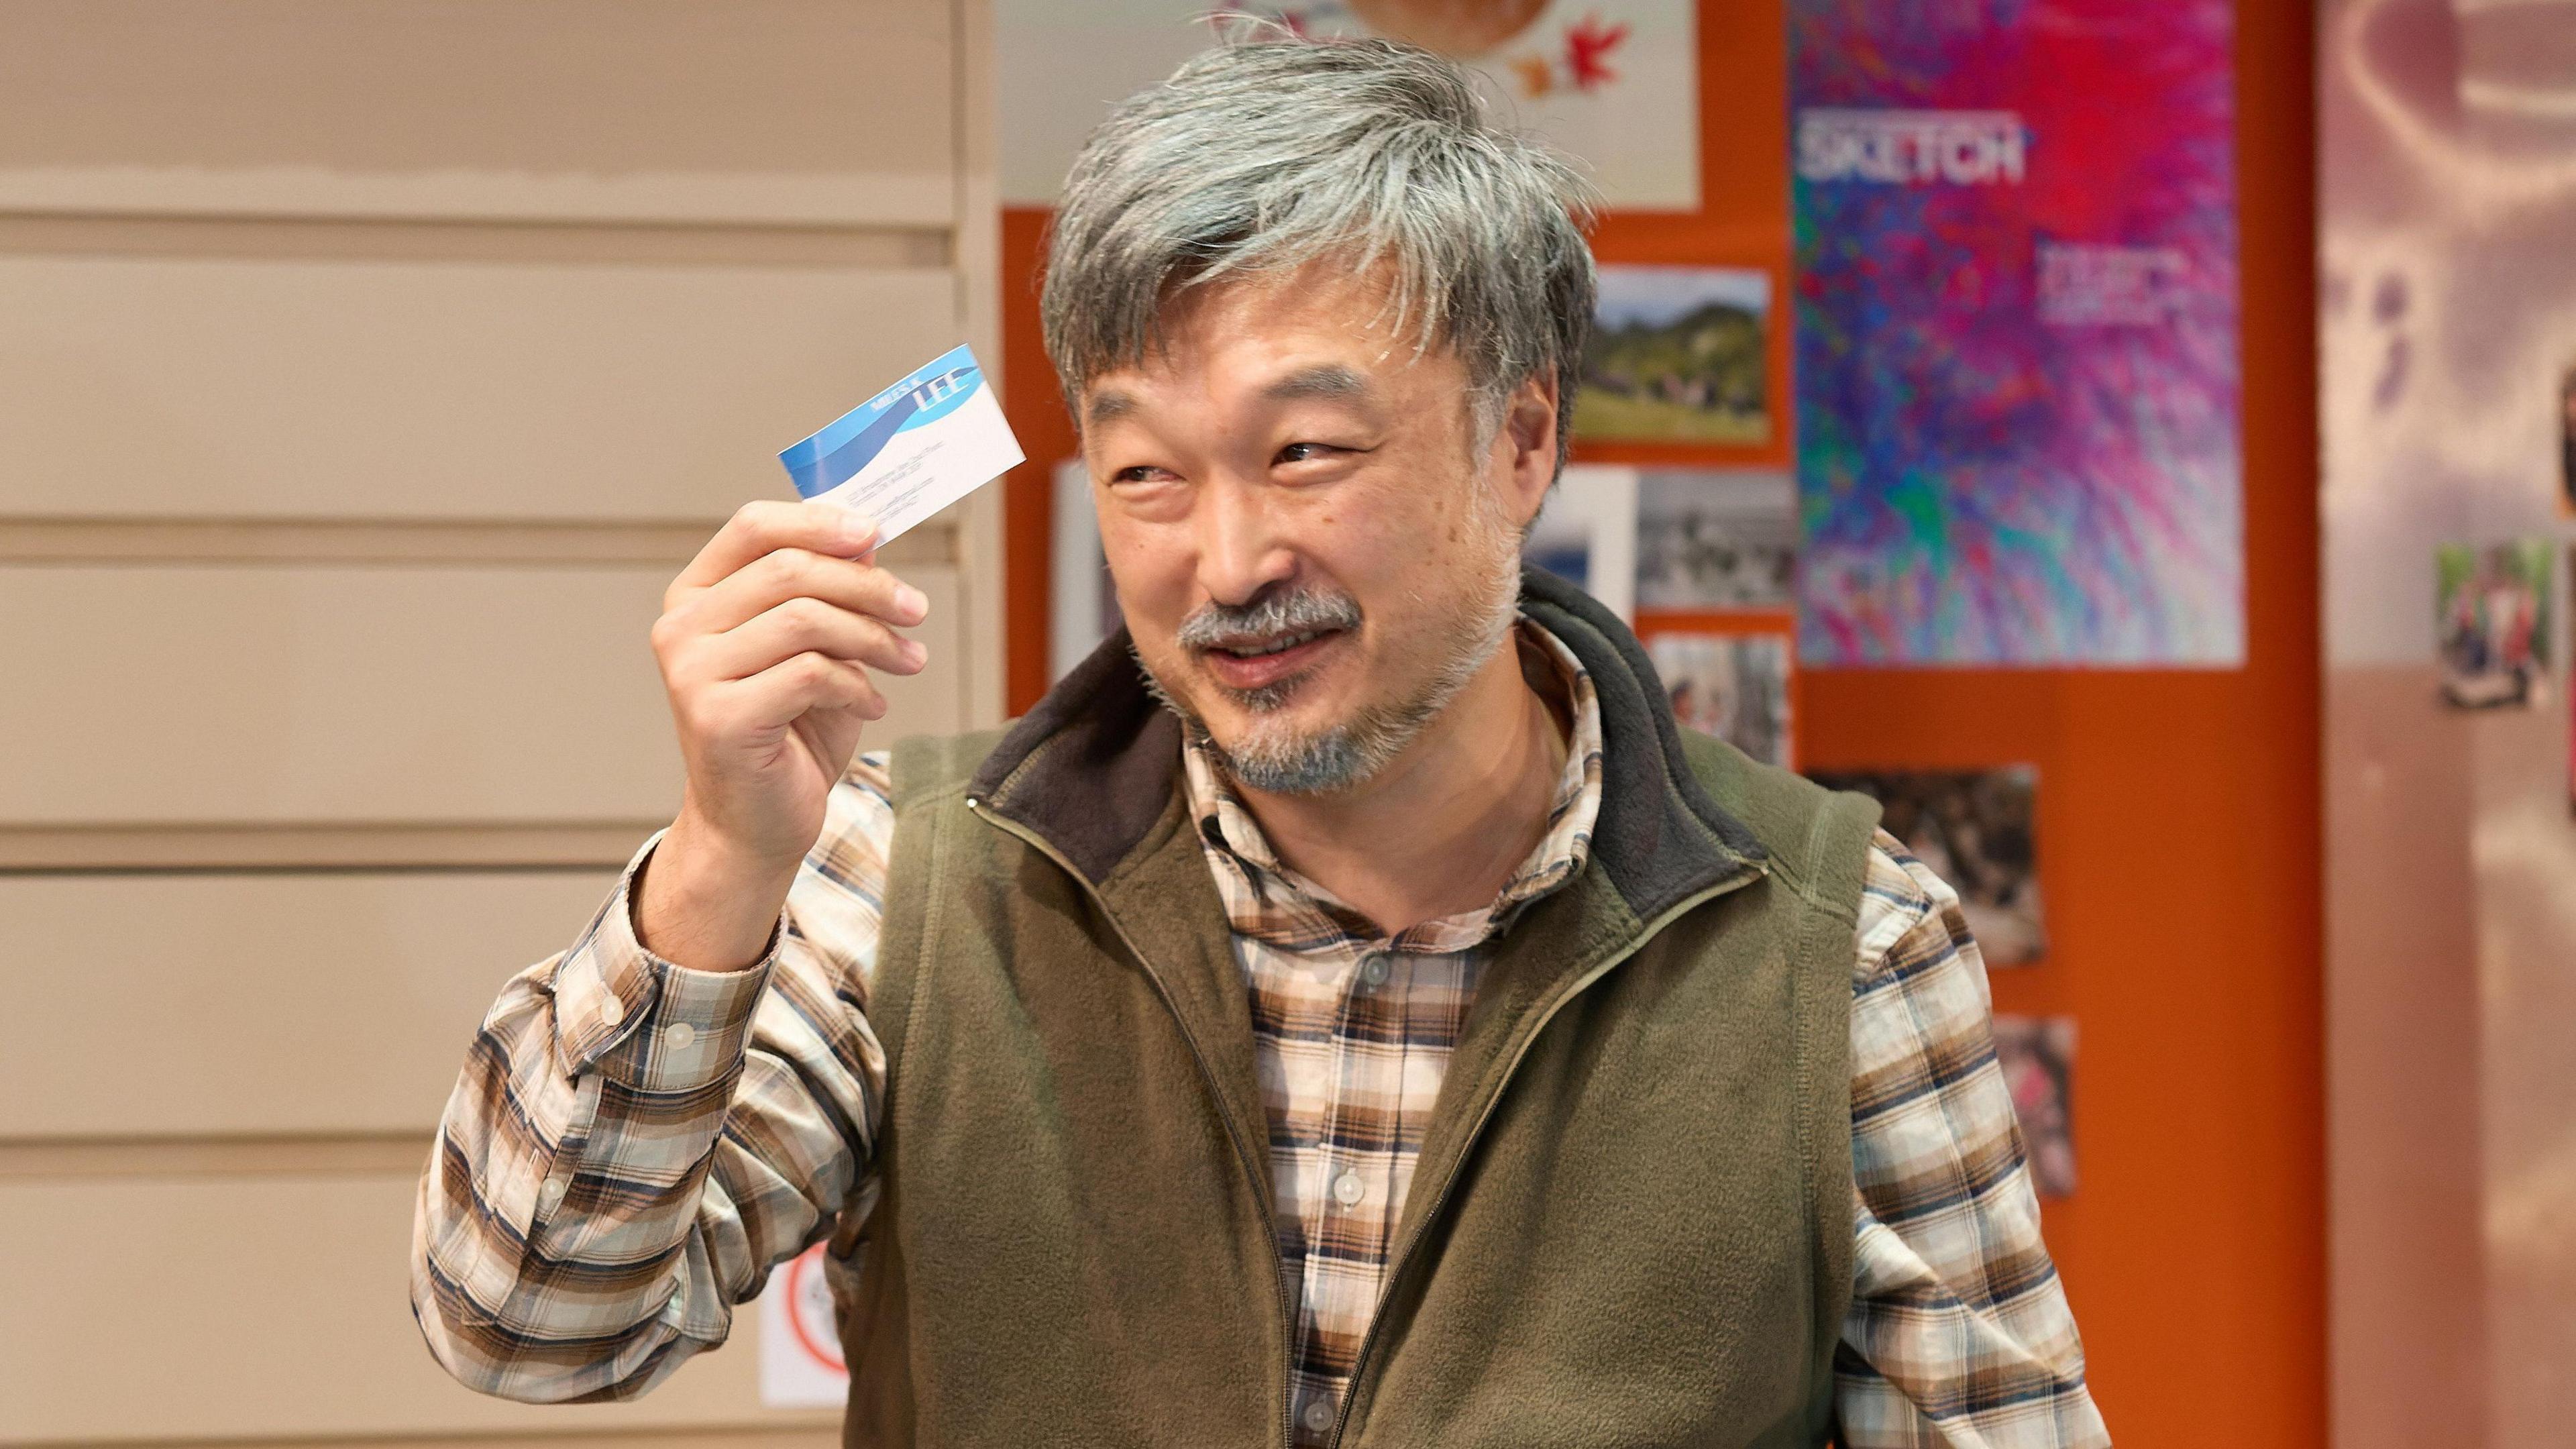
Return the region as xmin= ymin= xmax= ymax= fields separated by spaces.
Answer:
xmin=993 ymin=3 xmax=2327 ymax=1440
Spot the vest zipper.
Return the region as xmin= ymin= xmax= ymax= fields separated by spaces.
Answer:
xmin=965 ymin=798 xmax=1305 ymax=1449
xmin=1324 ymin=860 xmax=1771 ymax=1449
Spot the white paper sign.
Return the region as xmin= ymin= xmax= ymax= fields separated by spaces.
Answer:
xmin=757 ymin=1242 xmax=849 ymax=1408
xmin=995 ymin=1 xmax=1699 ymax=208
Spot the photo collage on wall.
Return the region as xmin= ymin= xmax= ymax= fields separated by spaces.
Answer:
xmin=1625 ymin=470 xmax=1799 ymax=771
xmin=1803 ymin=764 xmax=2059 ymax=1187
xmin=1016 ymin=0 xmax=2116 ymax=1204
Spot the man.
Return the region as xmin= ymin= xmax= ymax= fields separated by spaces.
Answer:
xmin=415 ymin=34 xmax=2110 ymax=1449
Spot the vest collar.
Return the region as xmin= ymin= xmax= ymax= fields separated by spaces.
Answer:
xmin=967 ymin=565 xmax=1768 ymax=916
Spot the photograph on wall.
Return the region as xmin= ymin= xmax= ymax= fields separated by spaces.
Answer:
xmin=1992 ymin=1014 xmax=2077 ymax=1199
xmin=1645 ymin=629 xmax=1793 ymax=769
xmin=2561 ymin=362 xmax=2576 ymax=517
xmin=1576 ymin=266 xmax=1771 ymax=445
xmin=1050 ymin=459 xmax=1125 ymax=684
xmin=1526 ymin=464 xmax=1640 ymax=621
xmin=995 ymin=1 xmax=1699 ymax=208
xmin=1805 ymin=766 xmax=2045 ymax=965
xmin=1635 ymin=468 xmax=1796 ymax=609
xmin=1789 ymin=0 xmax=2244 ymax=665
xmin=2435 ymin=539 xmax=2554 ymax=710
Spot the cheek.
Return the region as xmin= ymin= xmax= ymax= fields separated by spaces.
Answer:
xmin=1098 ymin=519 xmax=1193 ymax=631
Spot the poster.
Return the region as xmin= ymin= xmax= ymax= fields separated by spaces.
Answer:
xmin=1992 ymin=1014 xmax=2077 ymax=1199
xmin=1805 ymin=766 xmax=2045 ymax=965
xmin=1789 ymin=0 xmax=2243 ymax=665
xmin=2434 ymin=539 xmax=2553 ymax=710
xmin=758 ymin=1242 xmax=847 ymax=1407
xmin=1645 ymin=629 xmax=1794 ymax=767
xmin=1635 ymin=468 xmax=1796 ymax=610
xmin=994 ymin=1 xmax=1698 ymax=208
xmin=1577 ymin=267 xmax=1770 ymax=444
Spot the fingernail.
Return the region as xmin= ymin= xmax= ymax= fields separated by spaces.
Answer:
xmin=841 ymin=514 xmax=878 ymax=548
xmin=896 ymin=584 xmax=929 ymax=618
xmin=904 ymin=638 xmax=929 ymax=667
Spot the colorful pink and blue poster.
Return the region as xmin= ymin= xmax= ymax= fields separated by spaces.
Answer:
xmin=1789 ymin=0 xmax=2243 ymax=665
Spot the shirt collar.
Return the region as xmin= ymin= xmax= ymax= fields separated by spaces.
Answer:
xmin=1179 ymin=616 xmax=1606 ymax=954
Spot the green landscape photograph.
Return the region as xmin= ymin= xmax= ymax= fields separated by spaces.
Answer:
xmin=1576 ymin=264 xmax=1771 ymax=444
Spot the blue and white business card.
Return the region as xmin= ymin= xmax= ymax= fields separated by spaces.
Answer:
xmin=778 ymin=343 xmax=1024 ymax=543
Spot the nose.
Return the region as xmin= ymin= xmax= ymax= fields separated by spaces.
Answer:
xmin=1195 ymin=472 xmax=1299 ymax=607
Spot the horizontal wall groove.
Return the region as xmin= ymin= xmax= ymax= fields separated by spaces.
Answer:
xmin=0 ymin=519 xmax=956 ymax=568
xmin=0 ymin=1133 xmax=433 ymax=1181
xmin=0 ymin=211 xmax=951 ymax=270
xmin=0 ymin=1426 xmax=839 ymax=1449
xmin=0 ymin=823 xmax=666 ymax=873
xmin=0 ymin=162 xmax=957 ymax=230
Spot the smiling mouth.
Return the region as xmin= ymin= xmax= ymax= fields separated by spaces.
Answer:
xmin=1197 ymin=627 xmax=1349 ymax=696
xmin=1215 ymin=629 xmax=1332 ymax=658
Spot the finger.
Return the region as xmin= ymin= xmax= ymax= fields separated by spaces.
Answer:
xmin=681 ymin=548 xmax=928 ymax=637
xmin=698 ymin=596 xmax=929 ymax=682
xmin=718 ymin=651 xmax=888 ymax=734
xmin=672 ymin=500 xmax=879 ymax=594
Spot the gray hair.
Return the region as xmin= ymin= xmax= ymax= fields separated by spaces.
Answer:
xmin=1041 ymin=32 xmax=1598 ymax=470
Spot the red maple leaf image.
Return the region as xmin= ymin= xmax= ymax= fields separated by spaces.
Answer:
xmin=1561 ymin=13 xmax=1629 ymax=91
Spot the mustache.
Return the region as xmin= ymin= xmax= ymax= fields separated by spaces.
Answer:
xmin=1173 ymin=586 xmax=1362 ymax=651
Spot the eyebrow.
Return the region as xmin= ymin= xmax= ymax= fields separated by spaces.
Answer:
xmin=1261 ymin=364 xmax=1372 ymax=405
xmin=1081 ymin=363 xmax=1374 ymax=433
xmin=1084 ymin=388 xmax=1140 ymax=430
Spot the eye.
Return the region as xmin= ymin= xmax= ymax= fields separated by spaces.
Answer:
xmin=1275 ymin=441 xmax=1336 ymax=465
xmin=1112 ymin=464 xmax=1177 ymax=484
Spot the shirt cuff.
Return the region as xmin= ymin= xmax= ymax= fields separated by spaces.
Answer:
xmin=551 ymin=831 xmax=782 ymax=1087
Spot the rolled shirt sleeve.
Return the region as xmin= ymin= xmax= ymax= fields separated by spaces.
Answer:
xmin=1835 ymin=833 xmax=2111 ymax=1447
xmin=411 ymin=757 xmax=897 ymax=1403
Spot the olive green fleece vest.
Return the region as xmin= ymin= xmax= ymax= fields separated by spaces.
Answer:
xmin=832 ymin=569 xmax=1881 ymax=1449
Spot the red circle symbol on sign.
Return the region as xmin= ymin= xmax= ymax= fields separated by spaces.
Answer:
xmin=784 ymin=1245 xmax=845 ymax=1372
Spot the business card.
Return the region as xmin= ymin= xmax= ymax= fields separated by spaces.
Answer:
xmin=778 ymin=343 xmax=1024 ymax=543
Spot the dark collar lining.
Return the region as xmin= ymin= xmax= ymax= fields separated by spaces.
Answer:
xmin=969 ymin=567 xmax=1765 ymax=915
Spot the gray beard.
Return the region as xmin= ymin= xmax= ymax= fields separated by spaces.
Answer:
xmin=1140 ymin=567 xmax=1522 ymax=796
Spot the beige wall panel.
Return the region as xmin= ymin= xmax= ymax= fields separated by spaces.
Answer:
xmin=0 ymin=1174 xmax=838 ymax=1442
xmin=0 ymin=256 xmax=961 ymax=520
xmin=0 ymin=1 xmax=952 ymax=221
xmin=0 ymin=562 xmax=959 ymax=826
xmin=0 ymin=871 xmax=629 ymax=1140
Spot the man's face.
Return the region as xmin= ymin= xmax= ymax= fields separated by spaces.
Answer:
xmin=1079 ymin=269 xmax=1557 ymax=794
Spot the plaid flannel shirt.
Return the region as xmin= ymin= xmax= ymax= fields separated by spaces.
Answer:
xmin=413 ymin=621 xmax=2108 ymax=1447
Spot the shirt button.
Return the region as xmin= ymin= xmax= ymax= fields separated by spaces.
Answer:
xmin=664 ymin=1021 xmax=696 ymax=1051
xmin=599 ymin=993 xmax=625 ymax=1027
xmin=1301 ymin=1396 xmax=1336 ymax=1433
xmin=1332 ymin=1169 xmax=1365 ymax=1207
xmin=539 ymin=1177 xmax=568 ymax=1212
xmin=1360 ymin=955 xmax=1391 ymax=988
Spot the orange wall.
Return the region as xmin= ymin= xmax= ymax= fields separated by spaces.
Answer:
xmin=996 ymin=3 xmax=2324 ymax=1440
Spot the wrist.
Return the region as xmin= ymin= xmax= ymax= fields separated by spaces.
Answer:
xmin=634 ymin=812 xmax=800 ymax=972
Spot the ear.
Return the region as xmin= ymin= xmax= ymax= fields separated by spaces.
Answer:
xmin=1489 ymin=372 xmax=1562 ymax=530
